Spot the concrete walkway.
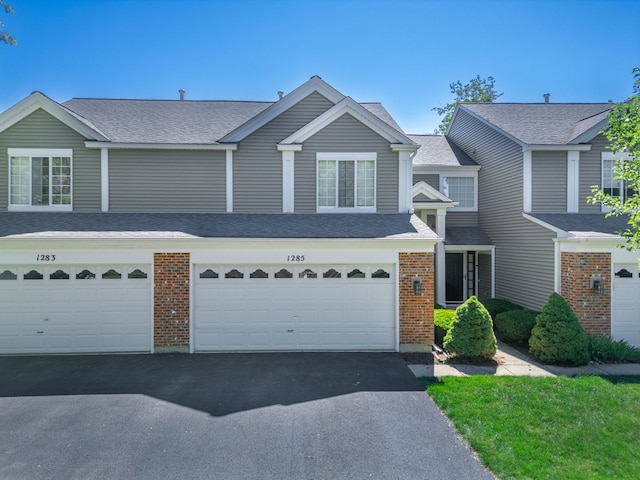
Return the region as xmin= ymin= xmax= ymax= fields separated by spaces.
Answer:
xmin=409 ymin=341 xmax=640 ymax=378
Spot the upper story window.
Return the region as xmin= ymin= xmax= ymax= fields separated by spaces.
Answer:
xmin=601 ymin=152 xmax=633 ymax=212
xmin=8 ymin=149 xmax=72 ymax=211
xmin=317 ymin=152 xmax=376 ymax=212
xmin=441 ymin=175 xmax=477 ymax=211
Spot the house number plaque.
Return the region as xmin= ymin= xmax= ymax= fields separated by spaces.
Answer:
xmin=36 ymin=254 xmax=57 ymax=262
xmin=286 ymin=255 xmax=305 ymax=262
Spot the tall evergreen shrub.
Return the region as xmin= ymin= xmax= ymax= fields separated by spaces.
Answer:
xmin=443 ymin=296 xmax=497 ymax=359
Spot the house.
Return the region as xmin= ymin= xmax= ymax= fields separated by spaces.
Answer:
xmin=415 ymin=100 xmax=640 ymax=348
xmin=0 ymin=76 xmax=438 ymax=355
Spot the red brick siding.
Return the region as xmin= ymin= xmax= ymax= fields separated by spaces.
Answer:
xmin=399 ymin=252 xmax=435 ymax=351
xmin=560 ymin=252 xmax=611 ymax=337
xmin=154 ymin=253 xmax=190 ymax=348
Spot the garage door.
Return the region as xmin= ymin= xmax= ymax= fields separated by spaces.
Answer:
xmin=0 ymin=264 xmax=152 ymax=354
xmin=611 ymin=263 xmax=640 ymax=348
xmin=194 ymin=264 xmax=395 ymax=351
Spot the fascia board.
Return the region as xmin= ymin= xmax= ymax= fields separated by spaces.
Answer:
xmin=0 ymin=92 xmax=109 ymax=141
xmin=84 ymin=141 xmax=238 ymax=151
xmin=569 ymin=118 xmax=609 ymax=144
xmin=457 ymin=105 xmax=526 ymax=148
xmin=280 ymin=97 xmax=414 ymax=146
xmin=219 ymin=76 xmax=345 ymax=143
xmin=444 ymin=244 xmax=495 ymax=252
xmin=522 ymin=212 xmax=569 ymax=237
xmin=417 ymin=165 xmax=481 ymax=173
xmin=523 ymin=144 xmax=592 ymax=152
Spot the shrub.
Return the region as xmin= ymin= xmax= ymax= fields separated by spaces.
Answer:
xmin=494 ymin=309 xmax=539 ymax=344
xmin=434 ymin=309 xmax=456 ymax=345
xmin=443 ymin=296 xmax=497 ymax=360
xmin=588 ymin=336 xmax=640 ymax=363
xmin=479 ymin=298 xmax=523 ymax=320
xmin=528 ymin=293 xmax=589 ymax=366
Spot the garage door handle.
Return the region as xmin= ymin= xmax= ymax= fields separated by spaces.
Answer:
xmin=36 ymin=331 xmax=44 ymax=334
xmin=287 ymin=329 xmax=294 ymax=333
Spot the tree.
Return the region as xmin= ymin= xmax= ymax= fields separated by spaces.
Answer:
xmin=432 ymin=75 xmax=502 ymax=134
xmin=589 ymin=68 xmax=640 ymax=250
xmin=1 ymin=0 xmax=17 ymax=46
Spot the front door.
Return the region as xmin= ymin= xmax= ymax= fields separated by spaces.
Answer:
xmin=446 ymin=253 xmax=464 ymax=303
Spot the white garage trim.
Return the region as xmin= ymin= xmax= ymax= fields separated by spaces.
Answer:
xmin=0 ymin=264 xmax=153 ymax=354
xmin=194 ymin=264 xmax=396 ymax=352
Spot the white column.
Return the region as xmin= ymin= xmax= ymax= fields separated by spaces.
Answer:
xmin=100 ymin=148 xmax=109 ymax=212
xmin=397 ymin=150 xmax=413 ymax=213
xmin=567 ymin=151 xmax=580 ymax=212
xmin=523 ymin=149 xmax=532 ymax=212
xmin=226 ymin=150 xmax=233 ymax=213
xmin=435 ymin=209 xmax=447 ymax=306
xmin=281 ymin=150 xmax=295 ymax=213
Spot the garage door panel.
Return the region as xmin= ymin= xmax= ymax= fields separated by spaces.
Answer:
xmin=195 ymin=264 xmax=396 ymax=351
xmin=612 ymin=264 xmax=640 ymax=347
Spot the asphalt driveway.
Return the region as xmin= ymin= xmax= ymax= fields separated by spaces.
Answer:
xmin=0 ymin=353 xmax=494 ymax=480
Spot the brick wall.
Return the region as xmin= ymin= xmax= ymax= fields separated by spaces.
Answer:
xmin=399 ymin=252 xmax=434 ymax=351
xmin=154 ymin=253 xmax=190 ymax=351
xmin=560 ymin=252 xmax=611 ymax=337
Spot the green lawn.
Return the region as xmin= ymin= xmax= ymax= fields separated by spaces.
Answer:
xmin=423 ymin=375 xmax=640 ymax=480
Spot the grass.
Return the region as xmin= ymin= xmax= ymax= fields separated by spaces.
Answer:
xmin=422 ymin=375 xmax=640 ymax=480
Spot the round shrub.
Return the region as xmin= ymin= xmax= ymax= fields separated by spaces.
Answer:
xmin=434 ymin=309 xmax=456 ymax=345
xmin=529 ymin=292 xmax=589 ymax=366
xmin=479 ymin=298 xmax=523 ymax=320
xmin=443 ymin=296 xmax=497 ymax=360
xmin=494 ymin=309 xmax=539 ymax=344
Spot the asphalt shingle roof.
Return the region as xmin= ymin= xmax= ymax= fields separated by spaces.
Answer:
xmin=407 ymin=134 xmax=477 ymax=167
xmin=461 ymin=103 xmax=611 ymax=145
xmin=528 ymin=213 xmax=630 ymax=238
xmin=0 ymin=213 xmax=437 ymax=240
xmin=444 ymin=227 xmax=493 ymax=246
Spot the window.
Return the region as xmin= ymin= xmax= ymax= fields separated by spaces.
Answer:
xmin=601 ymin=152 xmax=633 ymax=212
xmin=317 ymin=153 xmax=376 ymax=211
xmin=8 ymin=149 xmax=72 ymax=211
xmin=441 ymin=175 xmax=476 ymax=211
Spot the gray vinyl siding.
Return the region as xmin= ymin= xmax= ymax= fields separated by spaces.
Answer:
xmin=0 ymin=108 xmax=101 ymax=211
xmin=579 ymin=134 xmax=610 ymax=212
xmin=448 ymin=108 xmax=555 ymax=311
xmin=413 ymin=173 xmax=439 ymax=189
xmin=531 ymin=151 xmax=567 ymax=212
xmin=446 ymin=211 xmax=479 ymax=227
xmin=295 ymin=113 xmax=399 ymax=213
xmin=234 ymin=92 xmax=334 ymax=213
xmin=109 ymin=150 xmax=226 ymax=212
xmin=478 ymin=253 xmax=492 ymax=300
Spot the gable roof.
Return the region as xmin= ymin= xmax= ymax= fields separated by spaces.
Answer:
xmin=525 ymin=213 xmax=629 ymax=239
xmin=458 ymin=103 xmax=611 ymax=145
xmin=407 ymin=134 xmax=477 ymax=167
xmin=0 ymin=212 xmax=438 ymax=241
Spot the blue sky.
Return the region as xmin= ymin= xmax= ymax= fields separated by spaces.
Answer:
xmin=0 ymin=0 xmax=638 ymax=133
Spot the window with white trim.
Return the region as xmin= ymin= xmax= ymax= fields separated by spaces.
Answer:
xmin=601 ymin=152 xmax=633 ymax=212
xmin=317 ymin=152 xmax=376 ymax=212
xmin=8 ymin=149 xmax=72 ymax=211
xmin=441 ymin=175 xmax=476 ymax=211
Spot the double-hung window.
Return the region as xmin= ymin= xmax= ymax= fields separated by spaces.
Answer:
xmin=317 ymin=152 xmax=376 ymax=212
xmin=601 ymin=152 xmax=633 ymax=212
xmin=441 ymin=175 xmax=477 ymax=211
xmin=8 ymin=149 xmax=72 ymax=211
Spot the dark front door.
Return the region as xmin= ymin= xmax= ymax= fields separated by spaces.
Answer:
xmin=446 ymin=253 xmax=464 ymax=303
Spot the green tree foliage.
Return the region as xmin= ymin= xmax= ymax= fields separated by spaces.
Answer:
xmin=432 ymin=75 xmax=502 ymax=134
xmin=528 ymin=293 xmax=589 ymax=366
xmin=1 ymin=0 xmax=16 ymax=45
xmin=494 ymin=309 xmax=539 ymax=344
xmin=443 ymin=296 xmax=497 ymax=360
xmin=589 ymin=68 xmax=640 ymax=250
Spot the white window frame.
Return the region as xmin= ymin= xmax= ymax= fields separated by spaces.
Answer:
xmin=601 ymin=152 xmax=633 ymax=213
xmin=8 ymin=148 xmax=73 ymax=212
xmin=316 ymin=152 xmax=376 ymax=213
xmin=440 ymin=173 xmax=478 ymax=212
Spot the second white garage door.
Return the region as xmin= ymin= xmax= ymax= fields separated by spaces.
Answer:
xmin=194 ymin=265 xmax=395 ymax=351
xmin=612 ymin=263 xmax=640 ymax=348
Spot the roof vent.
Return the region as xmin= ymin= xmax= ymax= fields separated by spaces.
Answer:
xmin=543 ymin=93 xmax=550 ymax=103
xmin=179 ymin=89 xmax=185 ymax=101
xmin=278 ymin=91 xmax=284 ymax=100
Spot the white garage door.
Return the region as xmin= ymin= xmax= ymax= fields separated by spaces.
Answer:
xmin=194 ymin=264 xmax=395 ymax=351
xmin=0 ymin=264 xmax=152 ymax=354
xmin=612 ymin=263 xmax=640 ymax=348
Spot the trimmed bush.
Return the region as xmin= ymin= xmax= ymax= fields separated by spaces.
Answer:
xmin=443 ymin=296 xmax=497 ymax=360
xmin=588 ymin=336 xmax=640 ymax=363
xmin=479 ymin=298 xmax=523 ymax=320
xmin=494 ymin=309 xmax=539 ymax=344
xmin=529 ymin=292 xmax=589 ymax=366
xmin=434 ymin=309 xmax=456 ymax=345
